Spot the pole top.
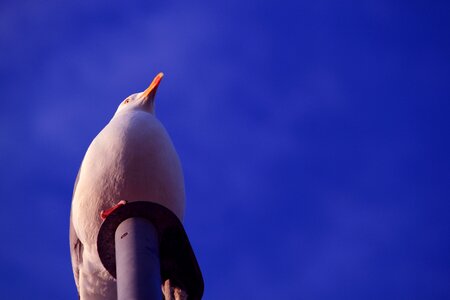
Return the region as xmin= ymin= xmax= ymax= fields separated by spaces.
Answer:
xmin=97 ymin=201 xmax=204 ymax=300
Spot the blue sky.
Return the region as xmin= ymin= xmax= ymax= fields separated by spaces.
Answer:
xmin=0 ymin=0 xmax=449 ymax=299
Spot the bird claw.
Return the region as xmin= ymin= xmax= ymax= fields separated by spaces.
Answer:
xmin=100 ymin=200 xmax=127 ymax=220
xmin=162 ymin=279 xmax=188 ymax=300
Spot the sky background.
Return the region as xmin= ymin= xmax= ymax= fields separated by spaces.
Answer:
xmin=1 ymin=0 xmax=449 ymax=299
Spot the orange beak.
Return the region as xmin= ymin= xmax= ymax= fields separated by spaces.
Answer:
xmin=142 ymin=72 xmax=164 ymax=100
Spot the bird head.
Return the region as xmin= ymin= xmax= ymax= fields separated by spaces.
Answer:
xmin=114 ymin=72 xmax=164 ymax=116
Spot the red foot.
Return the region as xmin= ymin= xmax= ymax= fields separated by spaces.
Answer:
xmin=100 ymin=200 xmax=127 ymax=220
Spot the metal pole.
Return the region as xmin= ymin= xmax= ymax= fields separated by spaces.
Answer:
xmin=98 ymin=201 xmax=204 ymax=299
xmin=115 ymin=217 xmax=162 ymax=300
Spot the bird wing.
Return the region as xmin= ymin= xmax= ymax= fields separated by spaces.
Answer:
xmin=70 ymin=165 xmax=84 ymax=297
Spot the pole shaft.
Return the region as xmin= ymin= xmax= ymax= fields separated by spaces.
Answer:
xmin=115 ymin=217 xmax=161 ymax=300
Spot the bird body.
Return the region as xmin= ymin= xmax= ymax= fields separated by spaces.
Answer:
xmin=70 ymin=73 xmax=185 ymax=299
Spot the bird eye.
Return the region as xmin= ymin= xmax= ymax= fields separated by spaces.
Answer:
xmin=124 ymin=99 xmax=130 ymax=104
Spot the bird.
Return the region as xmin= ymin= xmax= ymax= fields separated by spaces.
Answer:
xmin=70 ymin=72 xmax=186 ymax=299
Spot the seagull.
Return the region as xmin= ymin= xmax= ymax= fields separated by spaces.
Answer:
xmin=70 ymin=73 xmax=186 ymax=299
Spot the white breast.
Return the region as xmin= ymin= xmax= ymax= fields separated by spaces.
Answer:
xmin=72 ymin=109 xmax=185 ymax=250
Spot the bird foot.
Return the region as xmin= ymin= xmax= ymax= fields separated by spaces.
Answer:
xmin=162 ymin=279 xmax=188 ymax=300
xmin=100 ymin=200 xmax=127 ymax=220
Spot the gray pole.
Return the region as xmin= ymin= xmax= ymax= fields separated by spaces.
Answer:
xmin=98 ymin=201 xmax=204 ymax=299
xmin=115 ymin=217 xmax=162 ymax=300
